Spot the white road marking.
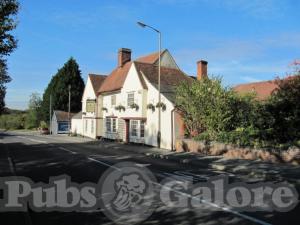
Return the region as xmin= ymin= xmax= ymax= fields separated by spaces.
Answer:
xmin=58 ymin=147 xmax=77 ymax=154
xmin=135 ymin=163 xmax=151 ymax=167
xmin=17 ymin=136 xmax=47 ymax=144
xmin=87 ymin=157 xmax=121 ymax=171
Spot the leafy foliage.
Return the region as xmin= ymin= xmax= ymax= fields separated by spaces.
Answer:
xmin=267 ymin=74 xmax=300 ymax=143
xmin=147 ymin=103 xmax=155 ymax=111
xmin=25 ymin=93 xmax=42 ymax=129
xmin=176 ymin=77 xmax=239 ymax=138
xmin=0 ymin=113 xmax=26 ymax=130
xmin=156 ymin=102 xmax=166 ymax=111
xmin=176 ymin=72 xmax=300 ymax=149
xmin=115 ymin=105 xmax=125 ymax=112
xmin=130 ymin=103 xmax=139 ymax=110
xmin=0 ymin=0 xmax=19 ymax=114
xmin=40 ymin=58 xmax=84 ymax=122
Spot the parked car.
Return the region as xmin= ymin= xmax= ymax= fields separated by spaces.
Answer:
xmin=40 ymin=127 xmax=49 ymax=135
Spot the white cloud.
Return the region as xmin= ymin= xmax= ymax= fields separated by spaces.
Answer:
xmin=240 ymin=76 xmax=262 ymax=83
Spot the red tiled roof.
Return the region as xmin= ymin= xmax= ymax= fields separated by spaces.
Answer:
xmin=134 ymin=61 xmax=192 ymax=86
xmin=98 ymin=62 xmax=132 ymax=93
xmin=234 ymin=80 xmax=278 ymax=100
xmin=97 ymin=50 xmax=189 ymax=95
xmin=88 ymin=74 xmax=107 ymax=93
xmin=136 ymin=52 xmax=159 ymax=64
xmin=135 ymin=50 xmax=166 ymax=64
xmin=134 ymin=61 xmax=193 ymax=102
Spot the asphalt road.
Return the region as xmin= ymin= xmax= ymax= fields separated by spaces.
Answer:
xmin=0 ymin=131 xmax=299 ymax=225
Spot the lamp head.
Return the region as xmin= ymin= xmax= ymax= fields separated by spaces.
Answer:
xmin=137 ymin=21 xmax=146 ymax=28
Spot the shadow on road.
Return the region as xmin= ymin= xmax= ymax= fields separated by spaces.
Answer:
xmin=0 ymin=133 xmax=299 ymax=225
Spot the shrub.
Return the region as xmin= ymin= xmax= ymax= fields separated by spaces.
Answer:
xmin=0 ymin=114 xmax=26 ymax=130
xmin=267 ymin=75 xmax=300 ymax=143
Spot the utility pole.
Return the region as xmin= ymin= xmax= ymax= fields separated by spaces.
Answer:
xmin=49 ymin=94 xmax=52 ymax=134
xmin=68 ymin=85 xmax=71 ymax=135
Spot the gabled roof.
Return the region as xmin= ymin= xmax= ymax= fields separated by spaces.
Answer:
xmin=53 ymin=110 xmax=75 ymax=122
xmin=97 ymin=49 xmax=190 ymax=95
xmin=98 ymin=61 xmax=132 ymax=93
xmin=234 ymin=80 xmax=278 ymax=100
xmin=88 ymin=74 xmax=107 ymax=94
xmin=134 ymin=61 xmax=192 ymax=86
xmin=134 ymin=61 xmax=193 ymax=102
xmin=72 ymin=111 xmax=82 ymax=119
xmin=136 ymin=50 xmax=166 ymax=64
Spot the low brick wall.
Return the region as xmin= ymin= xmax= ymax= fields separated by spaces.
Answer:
xmin=175 ymin=139 xmax=300 ymax=165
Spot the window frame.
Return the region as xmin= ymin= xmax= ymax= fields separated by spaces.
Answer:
xmin=140 ymin=121 xmax=145 ymax=138
xmin=106 ymin=118 xmax=111 ymax=133
xmin=127 ymin=92 xmax=135 ymax=107
xmin=130 ymin=120 xmax=138 ymax=137
xmin=112 ymin=118 xmax=117 ymax=133
xmin=111 ymin=95 xmax=116 ymax=106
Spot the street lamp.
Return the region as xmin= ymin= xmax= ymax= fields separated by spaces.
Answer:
xmin=137 ymin=21 xmax=161 ymax=148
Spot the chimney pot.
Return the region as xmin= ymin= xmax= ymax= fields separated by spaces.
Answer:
xmin=197 ymin=60 xmax=208 ymax=80
xmin=118 ymin=48 xmax=131 ymax=67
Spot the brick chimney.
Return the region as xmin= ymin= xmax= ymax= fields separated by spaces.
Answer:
xmin=197 ymin=60 xmax=208 ymax=80
xmin=118 ymin=48 xmax=131 ymax=67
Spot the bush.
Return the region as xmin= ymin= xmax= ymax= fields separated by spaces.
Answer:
xmin=39 ymin=121 xmax=48 ymax=129
xmin=178 ymin=75 xmax=300 ymax=150
xmin=267 ymin=75 xmax=300 ymax=143
xmin=0 ymin=114 xmax=26 ymax=130
xmin=176 ymin=77 xmax=238 ymax=138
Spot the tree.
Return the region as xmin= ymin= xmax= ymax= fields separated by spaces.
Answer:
xmin=175 ymin=77 xmax=237 ymax=139
xmin=268 ymin=74 xmax=300 ymax=143
xmin=40 ymin=58 xmax=85 ymax=122
xmin=0 ymin=0 xmax=19 ymax=114
xmin=25 ymin=93 xmax=42 ymax=129
xmin=175 ymin=77 xmax=273 ymax=147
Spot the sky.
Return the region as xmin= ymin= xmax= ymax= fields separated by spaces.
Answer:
xmin=6 ymin=0 xmax=300 ymax=109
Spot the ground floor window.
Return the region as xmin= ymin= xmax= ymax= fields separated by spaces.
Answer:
xmin=112 ymin=118 xmax=116 ymax=133
xmin=130 ymin=120 xmax=145 ymax=138
xmin=106 ymin=118 xmax=111 ymax=132
xmin=140 ymin=121 xmax=145 ymax=137
xmin=131 ymin=120 xmax=138 ymax=137
xmin=106 ymin=117 xmax=117 ymax=133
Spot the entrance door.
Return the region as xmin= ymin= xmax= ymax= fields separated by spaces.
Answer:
xmin=125 ymin=119 xmax=129 ymax=143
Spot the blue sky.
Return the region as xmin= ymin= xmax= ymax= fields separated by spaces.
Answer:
xmin=6 ymin=0 xmax=300 ymax=109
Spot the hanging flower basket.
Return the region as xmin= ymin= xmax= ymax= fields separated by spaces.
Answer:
xmin=147 ymin=103 xmax=155 ymax=111
xmin=102 ymin=107 xmax=108 ymax=112
xmin=115 ymin=105 xmax=126 ymax=112
xmin=156 ymin=102 xmax=166 ymax=111
xmin=130 ymin=103 xmax=139 ymax=110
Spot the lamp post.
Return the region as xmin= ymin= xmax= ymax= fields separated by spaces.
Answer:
xmin=137 ymin=21 xmax=161 ymax=148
